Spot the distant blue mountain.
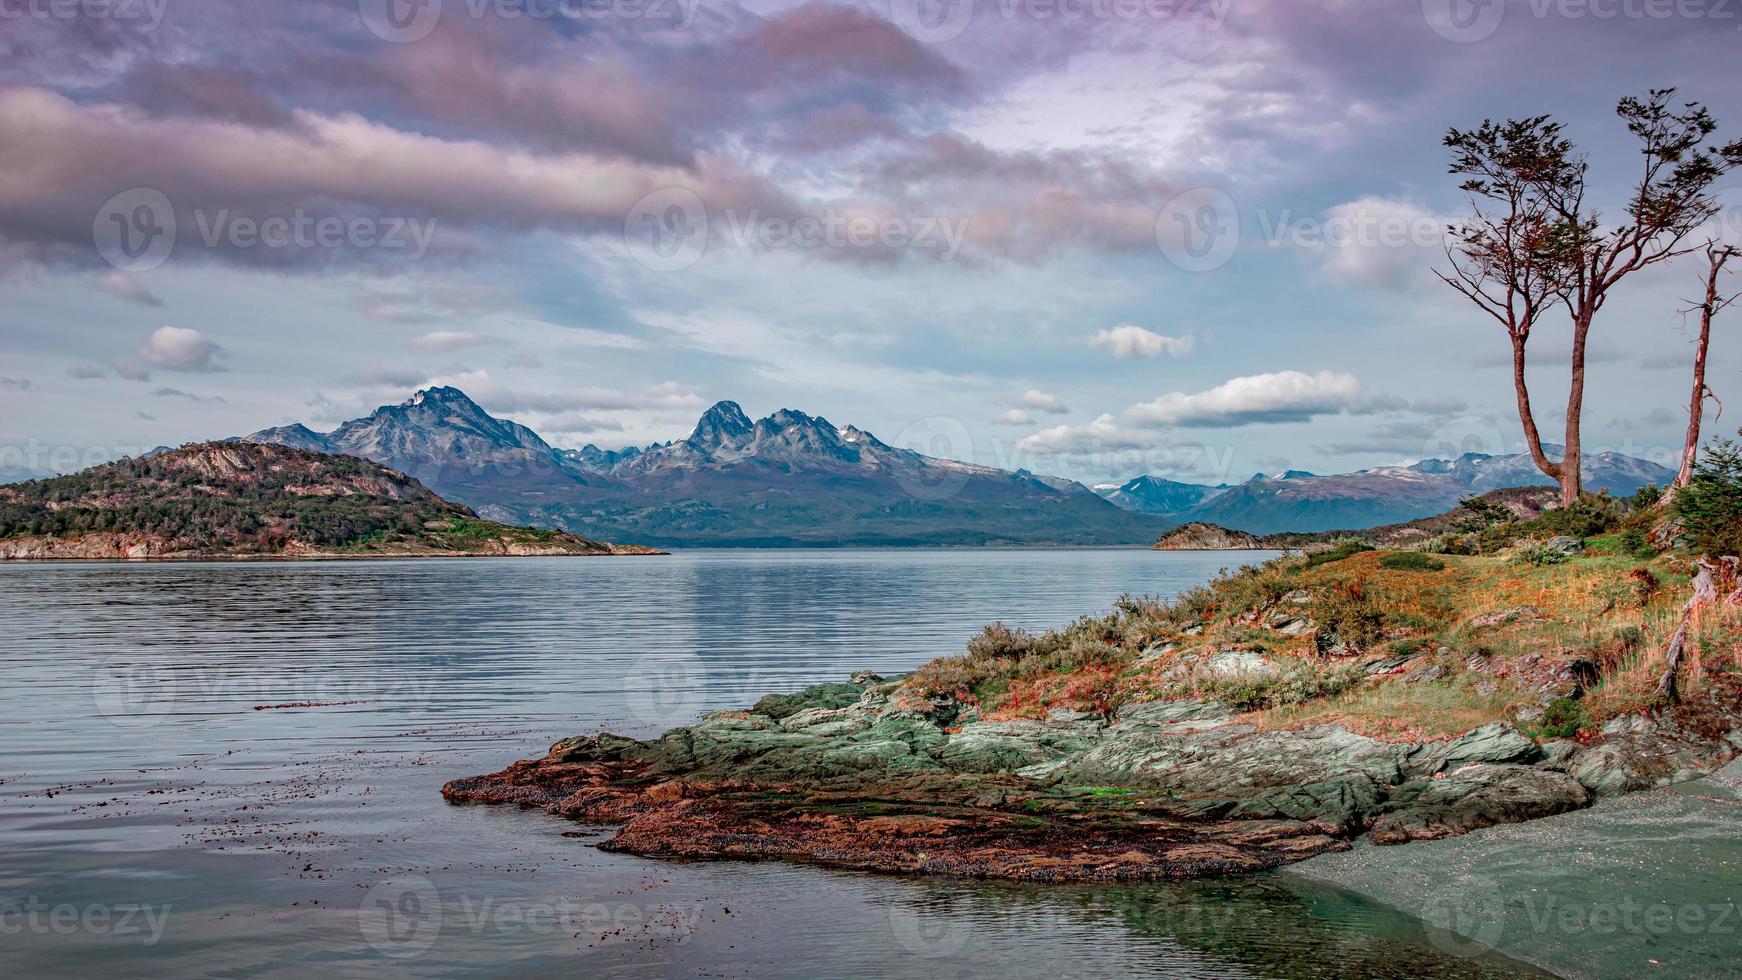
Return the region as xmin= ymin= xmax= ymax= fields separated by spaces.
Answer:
xmin=239 ymin=389 xmax=1169 ymax=547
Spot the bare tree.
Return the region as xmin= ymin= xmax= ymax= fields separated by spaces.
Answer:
xmin=1673 ymin=242 xmax=1739 ymax=490
xmin=1442 ymin=90 xmax=1742 ymax=507
xmin=1437 ymin=116 xmax=1571 ymax=487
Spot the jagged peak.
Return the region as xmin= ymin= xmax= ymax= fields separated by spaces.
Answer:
xmin=689 ymin=400 xmax=755 ymax=446
xmin=404 ymin=385 xmax=482 ymax=410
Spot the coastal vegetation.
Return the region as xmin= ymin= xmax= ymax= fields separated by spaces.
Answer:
xmin=0 ymin=442 xmax=653 ymax=559
xmin=917 ymin=446 xmax=1742 ymax=741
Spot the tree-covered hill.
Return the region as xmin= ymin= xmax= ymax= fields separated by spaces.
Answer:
xmin=0 ymin=442 xmax=655 ymax=559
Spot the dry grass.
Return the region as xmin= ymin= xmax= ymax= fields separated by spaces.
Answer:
xmin=905 ymin=547 xmax=1740 ymax=738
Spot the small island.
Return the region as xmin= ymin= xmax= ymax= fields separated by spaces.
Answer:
xmin=0 ymin=442 xmax=659 ymax=560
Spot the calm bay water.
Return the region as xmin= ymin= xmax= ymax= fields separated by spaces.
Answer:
xmin=0 ymin=550 xmax=1553 ymax=978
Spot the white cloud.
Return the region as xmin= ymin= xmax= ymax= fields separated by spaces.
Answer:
xmin=1018 ymin=370 xmax=1379 ymax=455
xmin=1124 ymin=371 xmax=1367 ymax=428
xmin=1091 ymin=325 xmax=1193 ymax=359
xmin=139 ymin=326 xmax=227 ymax=373
xmin=96 ymin=272 xmax=164 ymax=308
xmin=1312 ymin=197 xmax=1451 ymax=291
xmin=994 ymin=409 xmax=1035 ymax=426
xmin=408 ymin=331 xmax=490 ymax=353
xmin=1019 ymin=389 xmax=1069 ymax=414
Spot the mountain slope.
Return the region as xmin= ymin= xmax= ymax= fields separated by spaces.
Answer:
xmin=1095 ymin=475 xmax=1231 ymax=516
xmin=0 ymin=442 xmax=653 ymax=559
xmin=238 ymin=391 xmax=1170 ymax=547
xmin=1108 ymin=451 xmax=1673 ymax=535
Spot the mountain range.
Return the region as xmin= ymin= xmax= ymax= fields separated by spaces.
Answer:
xmin=234 ymin=386 xmax=1675 ymax=544
xmin=1094 ymin=451 xmax=1673 ymax=535
xmin=240 ymin=388 xmax=1166 ymax=547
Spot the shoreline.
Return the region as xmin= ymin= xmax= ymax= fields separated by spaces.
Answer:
xmin=443 ymin=672 xmax=1742 ymax=886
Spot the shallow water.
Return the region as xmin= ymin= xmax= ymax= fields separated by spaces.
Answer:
xmin=2 ymin=550 xmax=1553 ymax=977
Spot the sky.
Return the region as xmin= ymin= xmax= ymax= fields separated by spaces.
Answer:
xmin=2 ymin=0 xmax=1740 ymax=486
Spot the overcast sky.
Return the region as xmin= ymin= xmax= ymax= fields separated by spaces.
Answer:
xmin=3 ymin=0 xmax=1740 ymax=484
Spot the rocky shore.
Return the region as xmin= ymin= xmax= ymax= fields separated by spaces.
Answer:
xmin=444 ymin=674 xmax=1742 ymax=882
xmin=0 ymin=531 xmax=661 ymax=561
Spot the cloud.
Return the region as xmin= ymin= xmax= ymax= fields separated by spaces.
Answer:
xmin=344 ymin=364 xmax=430 ymax=388
xmin=0 ymin=376 xmax=29 ymax=391
xmin=1125 ymin=370 xmax=1370 ymax=428
xmin=0 ymin=85 xmax=792 ymax=271
xmin=139 ymin=326 xmax=227 ymax=373
xmin=994 ymin=409 xmax=1035 ymax=426
xmin=407 ymin=331 xmax=490 ymax=353
xmin=1019 ymin=370 xmax=1384 ymax=455
xmin=1311 ymin=197 xmax=1451 ymax=291
xmin=506 ymin=352 xmax=543 ymax=369
xmin=1019 ymin=389 xmax=1070 ymax=414
xmin=539 ymin=412 xmax=627 ymax=434
xmin=152 ymin=386 xmax=226 ymax=404
xmin=96 ymin=271 xmax=164 ymax=307
xmin=134 ymin=412 xmax=157 ymax=422
xmin=65 ymin=364 xmax=109 ymax=380
xmin=416 ymin=369 xmax=706 ymax=415
xmin=1092 ymin=325 xmax=1194 ymax=359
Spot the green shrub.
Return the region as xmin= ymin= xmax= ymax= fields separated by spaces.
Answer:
xmin=966 ymin=622 xmax=1038 ymax=660
xmin=1312 ymin=581 xmax=1386 ymax=654
xmin=1378 ymin=552 xmax=1447 ymax=572
xmin=1629 ymin=483 xmax=1663 ymax=510
xmin=1303 ymin=538 xmax=1367 ymax=568
xmin=1616 ymin=527 xmax=1652 ymax=558
xmin=1533 ymin=696 xmax=1589 ymax=739
xmin=1530 ymin=495 xmax=1619 ymax=538
xmin=1514 ymin=542 xmax=1569 ymax=567
xmin=1674 ymin=432 xmax=1742 ymax=556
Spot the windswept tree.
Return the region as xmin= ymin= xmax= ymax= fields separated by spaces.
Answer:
xmin=1440 ymin=90 xmax=1742 ymax=506
xmin=1673 ymin=242 xmax=1738 ymax=490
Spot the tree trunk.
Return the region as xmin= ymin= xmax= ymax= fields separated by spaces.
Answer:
xmin=1655 ymin=560 xmax=1719 ymax=703
xmin=1512 ymin=335 xmax=1561 ymax=483
xmin=1562 ymin=311 xmax=1593 ymax=506
xmin=1676 ymin=248 xmax=1732 ymax=488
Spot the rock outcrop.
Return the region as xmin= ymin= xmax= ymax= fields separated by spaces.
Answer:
xmin=444 ymin=676 xmax=1741 ymax=883
xmin=1153 ymin=523 xmax=1264 ymax=551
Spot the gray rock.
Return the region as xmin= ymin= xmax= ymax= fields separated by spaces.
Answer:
xmin=1402 ymin=664 xmax=1447 ymax=685
xmin=1044 ymin=723 xmax=1407 ymax=797
xmin=1206 ymin=650 xmax=1281 ymax=679
xmin=1369 ymin=764 xmax=1590 ymax=843
xmin=1114 ymin=700 xmax=1235 ymax=730
xmin=1545 ymin=536 xmax=1585 ymax=557
xmin=1363 ymin=651 xmax=1426 ymax=675
xmin=1569 ymin=718 xmax=1741 ymax=795
xmin=1270 ymin=615 xmax=1316 ymax=637
xmin=1469 ymin=606 xmax=1541 ymax=629
xmin=1404 ymin=722 xmax=1540 ymax=777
